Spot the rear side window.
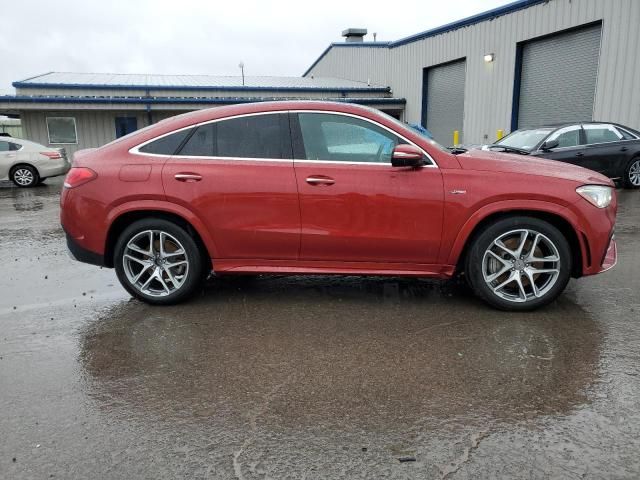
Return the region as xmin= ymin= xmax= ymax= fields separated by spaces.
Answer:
xmin=139 ymin=128 xmax=192 ymax=155
xmin=0 ymin=141 xmax=9 ymax=152
xmin=179 ymin=124 xmax=215 ymax=156
xmin=176 ymin=113 xmax=290 ymax=159
xmin=583 ymin=124 xmax=623 ymax=145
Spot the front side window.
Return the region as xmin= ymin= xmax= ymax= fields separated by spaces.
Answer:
xmin=495 ymin=128 xmax=554 ymax=151
xmin=583 ymin=124 xmax=623 ymax=145
xmin=139 ymin=128 xmax=193 ymax=155
xmin=546 ymin=125 xmax=583 ymax=148
xmin=46 ymin=117 xmax=77 ymax=144
xmin=297 ymin=113 xmax=401 ymax=163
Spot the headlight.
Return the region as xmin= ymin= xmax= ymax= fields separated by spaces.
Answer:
xmin=576 ymin=185 xmax=613 ymax=208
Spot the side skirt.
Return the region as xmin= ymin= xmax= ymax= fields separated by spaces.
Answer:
xmin=212 ymin=259 xmax=456 ymax=278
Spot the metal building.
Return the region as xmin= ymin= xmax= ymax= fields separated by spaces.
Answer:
xmin=304 ymin=0 xmax=640 ymax=145
xmin=0 ymin=73 xmax=404 ymax=155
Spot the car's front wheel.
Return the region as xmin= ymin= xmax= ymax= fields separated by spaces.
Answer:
xmin=11 ymin=165 xmax=39 ymax=188
xmin=623 ymin=157 xmax=640 ymax=189
xmin=465 ymin=217 xmax=572 ymax=311
xmin=114 ymin=219 xmax=204 ymax=305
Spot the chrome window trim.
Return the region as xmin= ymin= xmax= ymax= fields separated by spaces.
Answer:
xmin=129 ymin=109 xmax=439 ymax=168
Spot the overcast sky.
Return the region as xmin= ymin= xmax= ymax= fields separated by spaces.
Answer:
xmin=1 ymin=0 xmax=508 ymax=94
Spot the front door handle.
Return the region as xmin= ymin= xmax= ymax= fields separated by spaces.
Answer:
xmin=306 ymin=176 xmax=335 ymax=186
xmin=174 ymin=173 xmax=202 ymax=182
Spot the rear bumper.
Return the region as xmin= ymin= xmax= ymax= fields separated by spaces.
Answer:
xmin=65 ymin=230 xmax=106 ymax=267
xmin=39 ymin=161 xmax=70 ymax=179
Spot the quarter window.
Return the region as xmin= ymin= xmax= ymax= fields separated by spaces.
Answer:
xmin=46 ymin=117 xmax=77 ymax=144
xmin=139 ymin=128 xmax=193 ymax=155
xmin=297 ymin=113 xmax=401 ymax=163
xmin=584 ymin=124 xmax=623 ymax=144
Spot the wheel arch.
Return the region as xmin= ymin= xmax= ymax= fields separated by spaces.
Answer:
xmin=104 ymin=209 xmax=212 ymax=269
xmin=451 ymin=207 xmax=585 ymax=278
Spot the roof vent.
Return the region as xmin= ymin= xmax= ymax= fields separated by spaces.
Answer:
xmin=342 ymin=28 xmax=367 ymax=43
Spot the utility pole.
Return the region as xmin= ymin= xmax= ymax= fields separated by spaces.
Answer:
xmin=239 ymin=62 xmax=245 ymax=86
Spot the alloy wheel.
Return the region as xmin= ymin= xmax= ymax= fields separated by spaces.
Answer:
xmin=122 ymin=230 xmax=189 ymax=297
xmin=629 ymin=160 xmax=640 ymax=187
xmin=482 ymin=229 xmax=561 ymax=303
xmin=14 ymin=168 xmax=35 ymax=186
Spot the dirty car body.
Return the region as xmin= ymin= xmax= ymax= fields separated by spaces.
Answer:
xmin=60 ymin=101 xmax=617 ymax=310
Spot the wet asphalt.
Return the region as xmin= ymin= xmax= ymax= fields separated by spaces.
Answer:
xmin=0 ymin=178 xmax=638 ymax=479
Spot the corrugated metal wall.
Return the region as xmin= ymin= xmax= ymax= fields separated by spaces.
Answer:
xmin=22 ymin=111 xmax=152 ymax=156
xmin=305 ymin=0 xmax=640 ymax=145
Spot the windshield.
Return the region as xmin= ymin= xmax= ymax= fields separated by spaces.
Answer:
xmin=495 ymin=128 xmax=553 ymax=151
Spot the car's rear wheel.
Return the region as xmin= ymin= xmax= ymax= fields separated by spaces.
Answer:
xmin=623 ymin=157 xmax=640 ymax=189
xmin=114 ymin=219 xmax=204 ymax=305
xmin=11 ymin=165 xmax=39 ymax=188
xmin=465 ymin=217 xmax=571 ymax=311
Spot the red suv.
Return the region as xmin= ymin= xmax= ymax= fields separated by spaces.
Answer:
xmin=61 ymin=101 xmax=617 ymax=310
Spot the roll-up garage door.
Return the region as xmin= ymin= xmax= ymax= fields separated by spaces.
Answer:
xmin=517 ymin=23 xmax=602 ymax=128
xmin=424 ymin=59 xmax=466 ymax=145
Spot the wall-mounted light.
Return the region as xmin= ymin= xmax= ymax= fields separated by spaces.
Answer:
xmin=484 ymin=53 xmax=495 ymax=63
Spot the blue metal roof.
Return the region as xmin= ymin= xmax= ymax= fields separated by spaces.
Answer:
xmin=0 ymin=95 xmax=405 ymax=106
xmin=303 ymin=0 xmax=549 ymax=76
xmin=13 ymin=72 xmax=389 ymax=93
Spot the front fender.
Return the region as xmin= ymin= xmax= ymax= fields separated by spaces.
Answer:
xmin=444 ymin=199 xmax=586 ymax=268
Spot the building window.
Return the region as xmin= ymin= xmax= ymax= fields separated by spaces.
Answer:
xmin=115 ymin=117 xmax=138 ymax=138
xmin=46 ymin=117 xmax=77 ymax=144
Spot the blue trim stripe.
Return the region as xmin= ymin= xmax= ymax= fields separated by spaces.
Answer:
xmin=303 ymin=0 xmax=549 ymax=76
xmin=12 ymin=81 xmax=389 ymax=94
xmin=0 ymin=95 xmax=405 ymax=106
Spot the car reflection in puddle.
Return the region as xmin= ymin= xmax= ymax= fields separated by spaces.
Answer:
xmin=79 ymin=275 xmax=601 ymax=434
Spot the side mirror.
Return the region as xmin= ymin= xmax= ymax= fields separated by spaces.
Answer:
xmin=391 ymin=144 xmax=425 ymax=167
xmin=541 ymin=139 xmax=560 ymax=151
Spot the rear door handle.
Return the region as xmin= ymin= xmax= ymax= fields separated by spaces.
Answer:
xmin=174 ymin=173 xmax=202 ymax=182
xmin=575 ymin=152 xmax=584 ymax=157
xmin=306 ymin=176 xmax=335 ymax=186
xmin=620 ymin=146 xmax=628 ymax=152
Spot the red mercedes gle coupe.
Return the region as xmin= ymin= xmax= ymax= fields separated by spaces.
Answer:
xmin=60 ymin=101 xmax=617 ymax=310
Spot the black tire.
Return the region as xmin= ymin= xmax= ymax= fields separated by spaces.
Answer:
xmin=114 ymin=218 xmax=204 ymax=305
xmin=10 ymin=165 xmax=39 ymax=188
xmin=622 ymin=157 xmax=640 ymax=189
xmin=465 ymin=216 xmax=572 ymax=311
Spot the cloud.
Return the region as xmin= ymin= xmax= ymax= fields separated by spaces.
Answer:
xmin=0 ymin=0 xmax=508 ymax=94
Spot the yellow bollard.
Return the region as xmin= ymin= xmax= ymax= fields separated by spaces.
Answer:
xmin=453 ymin=130 xmax=460 ymax=146
xmin=497 ymin=129 xmax=504 ymax=140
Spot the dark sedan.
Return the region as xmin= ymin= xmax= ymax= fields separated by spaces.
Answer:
xmin=484 ymin=122 xmax=640 ymax=189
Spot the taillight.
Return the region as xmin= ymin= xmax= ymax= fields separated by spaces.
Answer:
xmin=41 ymin=151 xmax=62 ymax=160
xmin=64 ymin=167 xmax=97 ymax=189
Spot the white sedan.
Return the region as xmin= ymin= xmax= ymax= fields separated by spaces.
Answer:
xmin=0 ymin=136 xmax=71 ymax=187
